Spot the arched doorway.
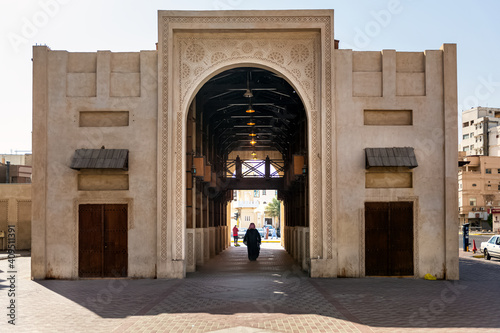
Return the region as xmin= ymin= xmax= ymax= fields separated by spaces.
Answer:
xmin=157 ymin=15 xmax=332 ymax=279
xmin=185 ymin=67 xmax=309 ymax=272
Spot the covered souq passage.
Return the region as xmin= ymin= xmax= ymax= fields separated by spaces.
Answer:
xmin=184 ymin=67 xmax=309 ymax=272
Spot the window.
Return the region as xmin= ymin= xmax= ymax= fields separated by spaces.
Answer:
xmin=486 ymin=169 xmax=492 ymax=174
xmin=471 ymin=120 xmax=474 ymax=125
xmin=253 ymin=190 xmax=260 ymax=198
xmin=245 ymin=216 xmax=250 ymax=222
xmin=262 ymin=190 xmax=266 ymax=195
xmin=470 ymin=198 xmax=476 ymax=206
xmin=472 ymin=183 xmax=477 ymax=187
xmin=497 ymin=169 xmax=500 ymax=174
xmin=470 ymin=144 xmax=474 ymax=149
xmin=463 ymin=134 xmax=469 ymax=140
xmin=463 ymin=122 xmax=469 ymax=128
xmin=463 ymin=147 xmax=469 ymax=152
xmin=497 ymin=184 xmax=500 ymax=190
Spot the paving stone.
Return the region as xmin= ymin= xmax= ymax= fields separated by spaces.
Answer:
xmin=0 ymin=245 xmax=499 ymax=332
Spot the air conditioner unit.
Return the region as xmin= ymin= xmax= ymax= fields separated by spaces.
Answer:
xmin=480 ymin=207 xmax=485 ymax=211
xmin=472 ymin=207 xmax=477 ymax=211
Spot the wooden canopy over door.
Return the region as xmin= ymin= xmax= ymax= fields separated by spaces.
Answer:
xmin=79 ymin=204 xmax=128 ymax=277
xmin=365 ymin=202 xmax=414 ymax=276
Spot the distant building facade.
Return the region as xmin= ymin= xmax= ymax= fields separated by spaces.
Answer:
xmin=231 ymin=189 xmax=279 ymax=229
xmin=458 ymin=153 xmax=500 ymax=230
xmin=460 ymin=107 xmax=500 ymax=156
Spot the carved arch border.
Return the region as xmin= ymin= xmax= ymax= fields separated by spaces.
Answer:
xmin=159 ymin=12 xmax=334 ymax=268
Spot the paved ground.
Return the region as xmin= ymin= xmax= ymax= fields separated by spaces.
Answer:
xmin=1 ymin=245 xmax=499 ymax=333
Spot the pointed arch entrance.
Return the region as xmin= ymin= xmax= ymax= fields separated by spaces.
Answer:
xmin=157 ymin=11 xmax=336 ymax=278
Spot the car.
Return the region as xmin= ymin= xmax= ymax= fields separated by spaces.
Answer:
xmin=481 ymin=235 xmax=500 ymax=260
xmin=257 ymin=228 xmax=265 ymax=238
xmin=238 ymin=228 xmax=247 ymax=238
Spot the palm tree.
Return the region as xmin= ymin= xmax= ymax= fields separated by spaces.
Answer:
xmin=265 ymin=198 xmax=281 ymax=229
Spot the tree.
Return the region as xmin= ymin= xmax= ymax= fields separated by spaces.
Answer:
xmin=265 ymin=198 xmax=281 ymax=228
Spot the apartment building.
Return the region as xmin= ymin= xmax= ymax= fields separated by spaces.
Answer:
xmin=460 ymin=107 xmax=500 ymax=156
xmin=458 ymin=152 xmax=500 ymax=230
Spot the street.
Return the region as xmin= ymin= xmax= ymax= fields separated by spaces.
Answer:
xmin=458 ymin=233 xmax=493 ymax=251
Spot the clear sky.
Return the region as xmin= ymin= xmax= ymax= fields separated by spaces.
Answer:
xmin=1 ymin=0 xmax=499 ymax=154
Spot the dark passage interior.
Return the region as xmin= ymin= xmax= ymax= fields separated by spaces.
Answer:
xmin=185 ymin=67 xmax=310 ymax=271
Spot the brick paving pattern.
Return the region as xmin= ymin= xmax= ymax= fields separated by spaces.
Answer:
xmin=0 ymin=245 xmax=499 ymax=332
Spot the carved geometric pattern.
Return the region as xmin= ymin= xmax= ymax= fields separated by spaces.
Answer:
xmin=161 ymin=14 xmax=331 ymax=267
xmin=324 ymin=16 xmax=334 ymax=260
xmin=291 ymin=44 xmax=310 ymax=63
xmin=186 ymin=44 xmax=205 ymax=63
xmin=176 ymin=32 xmax=319 ymax=112
xmin=160 ymin=16 xmax=170 ymax=262
xmin=175 ymin=112 xmax=184 ymax=260
xmin=310 ymin=111 xmax=320 ymax=258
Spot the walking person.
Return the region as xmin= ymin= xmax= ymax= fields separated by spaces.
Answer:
xmin=243 ymin=223 xmax=261 ymax=261
xmin=232 ymin=225 xmax=239 ymax=246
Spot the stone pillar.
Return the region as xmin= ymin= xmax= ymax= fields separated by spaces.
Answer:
xmin=31 ymin=46 xmax=49 ymax=279
xmin=442 ymin=44 xmax=459 ymax=280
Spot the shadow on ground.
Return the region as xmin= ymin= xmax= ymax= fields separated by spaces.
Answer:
xmin=27 ymin=246 xmax=500 ymax=331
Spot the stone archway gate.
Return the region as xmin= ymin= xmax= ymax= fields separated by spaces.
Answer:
xmin=157 ymin=10 xmax=337 ymax=278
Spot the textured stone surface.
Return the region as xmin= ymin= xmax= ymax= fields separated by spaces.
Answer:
xmin=1 ymin=246 xmax=500 ymax=332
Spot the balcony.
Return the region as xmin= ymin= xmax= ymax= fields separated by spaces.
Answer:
xmin=233 ymin=201 xmax=259 ymax=208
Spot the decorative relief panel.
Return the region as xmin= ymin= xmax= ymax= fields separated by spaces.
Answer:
xmin=176 ymin=32 xmax=320 ymax=113
xmin=160 ymin=14 xmax=333 ymax=269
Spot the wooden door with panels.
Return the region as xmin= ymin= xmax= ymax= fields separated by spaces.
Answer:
xmin=79 ymin=204 xmax=128 ymax=277
xmin=365 ymin=202 xmax=413 ymax=276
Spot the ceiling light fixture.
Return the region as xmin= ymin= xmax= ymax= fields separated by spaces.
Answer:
xmin=243 ymin=71 xmax=254 ymax=98
xmin=251 ymin=151 xmax=257 ymax=156
xmin=250 ymin=139 xmax=257 ymax=145
xmin=249 ymin=133 xmax=257 ymax=137
xmin=243 ymin=89 xmax=253 ymax=98
xmin=247 ymin=119 xmax=256 ymax=126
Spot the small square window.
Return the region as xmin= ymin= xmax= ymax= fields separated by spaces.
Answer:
xmin=486 ymin=169 xmax=492 ymax=174
xmin=472 ymin=184 xmax=477 ymax=187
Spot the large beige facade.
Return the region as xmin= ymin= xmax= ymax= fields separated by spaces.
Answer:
xmin=32 ymin=10 xmax=458 ymax=280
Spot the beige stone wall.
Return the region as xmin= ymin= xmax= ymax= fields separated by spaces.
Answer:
xmin=334 ymin=46 xmax=458 ymax=279
xmin=32 ymin=10 xmax=458 ymax=280
xmin=0 ymin=184 xmax=31 ymax=250
xmin=32 ymin=47 xmax=158 ymax=279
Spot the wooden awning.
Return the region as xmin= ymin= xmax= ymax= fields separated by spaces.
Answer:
xmin=70 ymin=149 xmax=128 ymax=170
xmin=365 ymin=147 xmax=418 ymax=169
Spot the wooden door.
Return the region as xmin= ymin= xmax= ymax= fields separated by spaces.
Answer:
xmin=103 ymin=204 xmax=128 ymax=277
xmin=365 ymin=202 xmax=413 ymax=276
xmin=79 ymin=204 xmax=128 ymax=277
xmin=389 ymin=202 xmax=414 ymax=276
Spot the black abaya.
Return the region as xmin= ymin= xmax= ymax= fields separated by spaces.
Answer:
xmin=243 ymin=229 xmax=261 ymax=261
